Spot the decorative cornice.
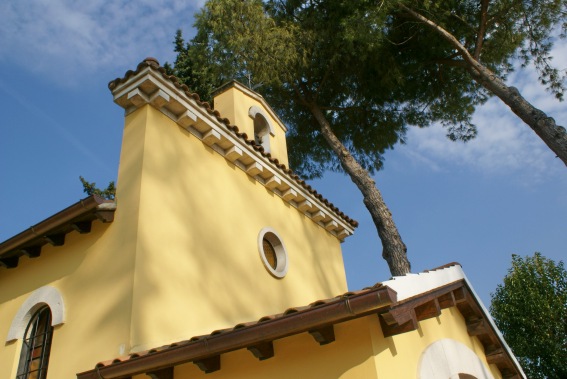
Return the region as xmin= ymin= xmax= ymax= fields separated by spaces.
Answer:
xmin=109 ymin=58 xmax=357 ymax=240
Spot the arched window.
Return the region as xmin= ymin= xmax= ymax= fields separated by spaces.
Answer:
xmin=7 ymin=286 xmax=65 ymax=343
xmin=16 ymin=305 xmax=54 ymax=379
xmin=249 ymin=106 xmax=274 ymax=154
xmin=253 ymin=114 xmax=271 ymax=152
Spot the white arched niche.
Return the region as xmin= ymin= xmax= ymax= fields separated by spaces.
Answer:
xmin=249 ymin=106 xmax=275 ymax=153
xmin=418 ymin=339 xmax=495 ymax=379
xmin=6 ymin=286 xmax=65 ymax=342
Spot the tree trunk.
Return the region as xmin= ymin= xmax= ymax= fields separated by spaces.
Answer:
xmin=466 ymin=67 xmax=567 ymax=166
xmin=401 ymin=4 xmax=567 ymax=167
xmin=307 ymin=102 xmax=411 ymax=277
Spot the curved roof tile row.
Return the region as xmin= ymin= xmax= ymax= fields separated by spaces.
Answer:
xmin=90 ymin=282 xmax=392 ymax=372
xmin=88 ymin=264 xmax=459 ymax=372
xmin=109 ymin=58 xmax=358 ymax=228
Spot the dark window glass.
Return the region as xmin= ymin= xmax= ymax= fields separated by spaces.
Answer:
xmin=254 ymin=114 xmax=270 ymax=150
xmin=263 ymin=238 xmax=278 ymax=270
xmin=16 ymin=306 xmax=53 ymax=379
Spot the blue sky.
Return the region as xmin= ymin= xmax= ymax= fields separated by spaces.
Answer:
xmin=0 ymin=1 xmax=565 ymax=307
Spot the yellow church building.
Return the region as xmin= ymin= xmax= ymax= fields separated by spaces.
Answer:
xmin=0 ymin=58 xmax=525 ymax=379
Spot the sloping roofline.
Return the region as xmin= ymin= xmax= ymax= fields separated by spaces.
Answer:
xmin=0 ymin=195 xmax=116 ymax=269
xmin=77 ymin=264 xmax=525 ymax=379
xmin=107 ymin=58 xmax=357 ymax=240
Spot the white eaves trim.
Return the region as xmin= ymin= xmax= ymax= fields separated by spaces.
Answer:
xmin=383 ymin=264 xmax=525 ymax=378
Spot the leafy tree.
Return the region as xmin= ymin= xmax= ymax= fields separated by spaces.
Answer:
xmin=168 ymin=0 xmax=566 ymax=276
xmin=169 ymin=0 xmax=428 ymax=276
xmin=491 ymin=253 xmax=567 ymax=379
xmin=390 ymin=0 xmax=567 ymax=166
xmin=79 ymin=176 xmax=116 ymax=200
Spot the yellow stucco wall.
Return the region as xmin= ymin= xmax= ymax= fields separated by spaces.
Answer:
xmin=1 ymin=80 xmax=347 ymax=377
xmin=0 ymin=221 xmax=136 ymax=378
xmin=374 ymin=307 xmax=502 ymax=379
xmin=125 ymin=104 xmax=347 ymax=351
xmin=128 ymin=307 xmax=502 ymax=379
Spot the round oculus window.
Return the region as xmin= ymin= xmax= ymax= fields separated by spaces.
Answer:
xmin=258 ymin=228 xmax=288 ymax=278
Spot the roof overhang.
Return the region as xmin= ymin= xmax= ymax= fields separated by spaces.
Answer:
xmin=0 ymin=195 xmax=116 ymax=269
xmin=77 ymin=265 xmax=525 ymax=379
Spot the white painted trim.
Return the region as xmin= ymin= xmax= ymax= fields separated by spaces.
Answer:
xmin=249 ymin=106 xmax=275 ymax=136
xmin=418 ymin=339 xmax=495 ymax=379
xmin=258 ymin=227 xmax=289 ymax=278
xmin=6 ymin=286 xmax=65 ymax=342
xmin=382 ymin=265 xmax=466 ymax=302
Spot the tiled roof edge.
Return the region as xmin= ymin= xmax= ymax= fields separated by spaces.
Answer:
xmin=0 ymin=195 xmax=116 ymax=268
xmin=383 ymin=263 xmax=466 ymax=301
xmin=108 ymin=58 xmax=358 ymax=229
xmin=383 ymin=263 xmax=526 ymax=378
xmin=76 ymin=263 xmax=526 ymax=379
xmin=77 ymin=283 xmax=396 ymax=379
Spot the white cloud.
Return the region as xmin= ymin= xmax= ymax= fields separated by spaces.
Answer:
xmin=400 ymin=40 xmax=566 ymax=183
xmin=402 ymin=100 xmax=564 ymax=183
xmin=1 ymin=0 xmax=564 ymax=177
xmin=0 ymin=0 xmax=203 ymax=85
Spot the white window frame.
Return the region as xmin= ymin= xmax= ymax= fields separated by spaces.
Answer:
xmin=7 ymin=286 xmax=65 ymax=342
xmin=249 ymin=106 xmax=275 ymax=153
xmin=258 ymin=227 xmax=288 ymax=278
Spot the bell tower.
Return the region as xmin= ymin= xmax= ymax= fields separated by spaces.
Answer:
xmin=213 ymin=81 xmax=289 ymax=166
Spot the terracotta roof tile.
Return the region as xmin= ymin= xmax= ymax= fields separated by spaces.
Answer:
xmin=78 ymin=264 xmax=524 ymax=379
xmin=424 ymin=262 xmax=461 ymax=272
xmin=108 ymin=58 xmax=358 ymax=229
xmin=84 ymin=285 xmax=394 ymax=375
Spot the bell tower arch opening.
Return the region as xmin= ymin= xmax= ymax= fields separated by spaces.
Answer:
xmin=249 ymin=106 xmax=274 ymax=153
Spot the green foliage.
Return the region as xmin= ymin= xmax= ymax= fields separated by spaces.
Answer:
xmin=490 ymin=253 xmax=567 ymax=379
xmin=169 ymin=0 xmax=413 ymax=178
xmin=79 ymin=176 xmax=116 ymax=200
xmin=168 ymin=0 xmax=300 ymax=102
xmin=389 ymin=0 xmax=567 ymax=100
xmin=168 ymin=0 xmax=566 ymax=178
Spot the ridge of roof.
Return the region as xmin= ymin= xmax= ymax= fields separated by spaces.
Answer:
xmin=383 ymin=262 xmax=464 ymax=301
xmin=108 ymin=58 xmax=358 ymax=229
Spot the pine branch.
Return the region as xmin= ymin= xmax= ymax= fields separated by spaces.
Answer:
xmin=474 ymin=0 xmax=489 ymax=59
